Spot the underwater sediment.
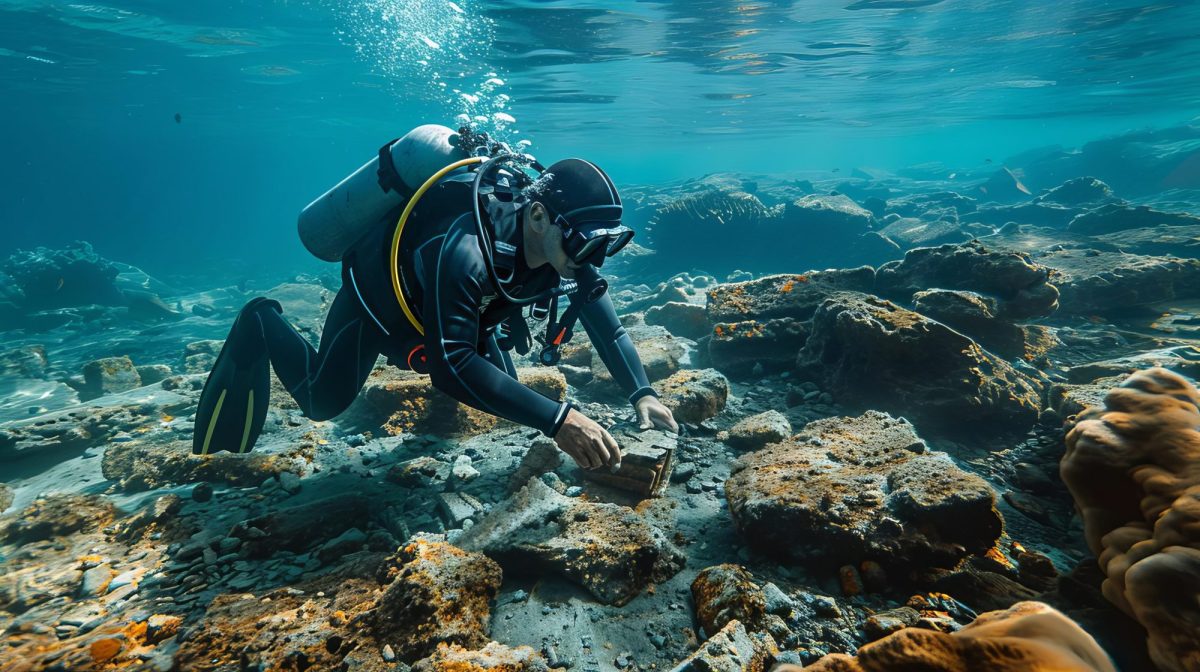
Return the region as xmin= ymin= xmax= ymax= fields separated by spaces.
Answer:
xmin=3 ymin=126 xmax=1200 ymax=671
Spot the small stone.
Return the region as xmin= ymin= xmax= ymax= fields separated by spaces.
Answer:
xmin=839 ymin=565 xmax=864 ymax=596
xmin=278 ymin=472 xmax=302 ymax=494
xmin=191 ymin=483 xmax=213 ymax=503
xmin=382 ymin=644 xmax=396 ymax=662
xmin=565 ymin=486 xmax=584 ymax=497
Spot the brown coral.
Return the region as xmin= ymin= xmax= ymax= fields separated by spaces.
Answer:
xmin=1061 ymin=367 xmax=1200 ymax=672
xmin=796 ymin=601 xmax=1116 ymax=672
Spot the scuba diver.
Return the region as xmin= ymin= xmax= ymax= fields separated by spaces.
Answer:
xmin=192 ymin=125 xmax=678 ymax=471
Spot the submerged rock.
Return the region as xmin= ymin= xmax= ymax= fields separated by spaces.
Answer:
xmin=101 ymin=440 xmax=311 ymax=491
xmin=657 ymin=368 xmax=730 ymax=424
xmin=1033 ymin=177 xmax=1116 ymax=207
xmin=794 ymin=292 xmax=1043 ymax=434
xmin=351 ymin=366 xmax=566 ymax=437
xmin=645 ymin=301 xmax=711 ymax=340
xmin=725 ymin=410 xmax=792 ymax=451
xmin=411 ymin=642 xmax=553 ymax=672
xmin=911 ymin=288 xmax=1032 ymax=359
xmin=795 ymin=601 xmax=1115 ymax=672
xmin=875 ymin=241 xmax=1059 ymax=319
xmin=706 ymin=270 xmax=873 ymax=376
xmin=673 ymin=620 xmax=778 ymax=672
xmin=80 ymin=355 xmax=142 ymax=399
xmin=1041 ymin=248 xmax=1200 ymax=315
xmin=1067 ymin=202 xmax=1200 ymax=235
xmin=725 ymin=411 xmax=1002 ymax=569
xmin=457 ymin=477 xmax=684 ymax=605
xmin=1 ymin=494 xmax=116 ymax=544
xmin=375 ymin=537 xmax=503 ymax=661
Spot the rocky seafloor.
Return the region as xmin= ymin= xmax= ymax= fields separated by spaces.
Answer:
xmin=2 ymin=126 xmax=1200 ymax=672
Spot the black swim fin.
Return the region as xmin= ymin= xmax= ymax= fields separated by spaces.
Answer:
xmin=192 ymin=298 xmax=281 ymax=456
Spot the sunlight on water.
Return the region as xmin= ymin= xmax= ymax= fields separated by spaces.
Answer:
xmin=336 ymin=0 xmax=521 ymax=143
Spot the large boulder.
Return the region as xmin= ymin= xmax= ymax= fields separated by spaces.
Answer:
xmin=456 ymin=477 xmax=684 ymax=605
xmin=725 ymin=411 xmax=1002 ymax=570
xmin=1067 ymin=202 xmax=1200 ymax=236
xmin=705 ymin=269 xmax=874 ymax=376
xmin=911 ymin=288 xmax=1031 ymax=359
xmin=794 ymin=293 xmax=1043 ymax=434
xmin=374 ymin=537 xmax=503 ymax=662
xmin=101 ymin=440 xmax=312 ymax=491
xmin=1040 ymin=248 xmax=1200 ymax=315
xmin=875 ymin=240 xmax=1059 ymax=319
xmin=350 ymin=366 xmax=566 ymax=436
xmin=795 ymin=602 xmax=1116 ymax=672
xmin=1062 ymin=368 xmax=1200 ymax=672
xmin=645 ymin=301 xmax=711 ymax=340
xmin=1 ymin=494 xmax=116 ymax=544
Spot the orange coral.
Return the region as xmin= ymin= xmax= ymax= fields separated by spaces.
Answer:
xmin=1061 ymin=367 xmax=1200 ymax=672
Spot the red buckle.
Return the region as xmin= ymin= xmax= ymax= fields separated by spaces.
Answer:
xmin=407 ymin=344 xmax=429 ymax=373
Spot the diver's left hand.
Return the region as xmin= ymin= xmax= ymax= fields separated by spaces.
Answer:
xmin=635 ymin=395 xmax=679 ymax=433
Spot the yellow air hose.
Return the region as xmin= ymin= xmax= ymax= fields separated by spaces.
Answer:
xmin=389 ymin=156 xmax=485 ymax=336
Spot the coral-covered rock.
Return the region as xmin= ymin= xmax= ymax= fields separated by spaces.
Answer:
xmin=794 ymin=292 xmax=1043 ymax=434
xmin=672 ymin=620 xmax=778 ymax=672
xmin=795 ymin=601 xmax=1115 ymax=672
xmin=412 ymin=642 xmax=552 ymax=672
xmin=375 ymin=538 xmax=503 ymax=661
xmin=1042 ymin=249 xmax=1200 ymax=315
xmin=351 ymin=366 xmax=565 ymax=436
xmin=1062 ymin=368 xmax=1200 ymax=672
xmin=912 ymin=288 xmax=1030 ymax=359
xmin=708 ymin=317 xmax=809 ymax=377
xmin=692 ymin=564 xmax=768 ymax=635
xmin=725 ymin=411 xmax=1002 ymax=569
xmin=725 ymin=410 xmax=792 ymax=451
xmin=706 ymin=269 xmax=876 ymax=324
xmin=1 ymin=494 xmax=116 ymax=543
xmin=657 ymin=368 xmax=729 ymax=424
xmin=0 ymin=483 xmax=12 ymax=514
xmin=457 ymin=477 xmax=684 ymax=605
xmin=875 ymin=240 xmax=1059 ymax=319
xmin=101 ymin=439 xmax=311 ymax=491
xmin=705 ymin=270 xmax=873 ymax=376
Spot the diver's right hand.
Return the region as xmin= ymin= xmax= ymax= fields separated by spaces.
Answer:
xmin=554 ymin=408 xmax=621 ymax=471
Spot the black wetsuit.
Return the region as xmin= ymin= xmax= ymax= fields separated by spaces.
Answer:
xmin=253 ymin=180 xmax=656 ymax=437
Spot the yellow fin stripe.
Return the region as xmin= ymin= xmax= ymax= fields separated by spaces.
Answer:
xmin=239 ymin=389 xmax=255 ymax=453
xmin=200 ymin=388 xmax=227 ymax=456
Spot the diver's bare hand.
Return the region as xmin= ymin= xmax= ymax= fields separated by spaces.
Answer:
xmin=554 ymin=408 xmax=621 ymax=470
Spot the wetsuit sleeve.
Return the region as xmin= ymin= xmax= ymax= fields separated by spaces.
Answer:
xmin=573 ymin=289 xmax=657 ymax=407
xmin=423 ymin=218 xmax=572 ymax=437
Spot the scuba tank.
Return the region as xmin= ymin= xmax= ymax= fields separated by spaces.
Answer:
xmin=297 ymin=124 xmax=470 ymax=262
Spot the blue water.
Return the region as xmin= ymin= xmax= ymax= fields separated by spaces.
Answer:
xmin=1 ymin=0 xmax=1197 ymax=278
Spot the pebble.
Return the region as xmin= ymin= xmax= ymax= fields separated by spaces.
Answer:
xmin=685 ymin=480 xmax=703 ymax=494
xmin=649 ymin=634 xmax=666 ymax=649
xmin=108 ymin=570 xmax=138 ymax=592
xmin=511 ymin=589 xmax=529 ymax=602
xmin=279 ymin=472 xmax=302 ymax=494
xmin=191 ymin=482 xmax=213 ymax=503
xmin=382 ymin=644 xmax=396 ymax=662
xmin=615 ymin=652 xmax=632 ymax=668
xmin=565 ymin=486 xmax=584 ymax=497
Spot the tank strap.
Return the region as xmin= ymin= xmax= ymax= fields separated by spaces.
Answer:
xmin=376 ymin=138 xmax=404 ymax=194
